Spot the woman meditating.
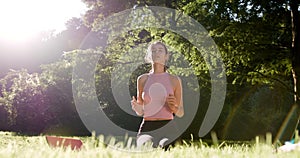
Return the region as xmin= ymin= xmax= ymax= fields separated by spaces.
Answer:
xmin=131 ymin=41 xmax=184 ymax=148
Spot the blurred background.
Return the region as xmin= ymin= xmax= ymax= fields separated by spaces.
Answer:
xmin=0 ymin=0 xmax=299 ymax=144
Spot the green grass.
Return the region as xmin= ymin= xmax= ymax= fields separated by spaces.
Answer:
xmin=0 ymin=132 xmax=299 ymax=158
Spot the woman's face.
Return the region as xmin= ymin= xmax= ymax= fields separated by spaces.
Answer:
xmin=150 ymin=43 xmax=168 ymax=65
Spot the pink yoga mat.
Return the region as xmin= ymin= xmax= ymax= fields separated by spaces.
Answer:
xmin=46 ymin=135 xmax=83 ymax=150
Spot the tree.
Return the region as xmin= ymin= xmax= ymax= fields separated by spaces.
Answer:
xmin=286 ymin=0 xmax=300 ymax=141
xmin=0 ymin=0 xmax=288 ymax=139
xmin=184 ymin=0 xmax=300 ymax=141
xmin=78 ymin=0 xmax=298 ymax=141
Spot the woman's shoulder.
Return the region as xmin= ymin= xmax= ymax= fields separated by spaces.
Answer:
xmin=167 ymin=73 xmax=181 ymax=81
xmin=137 ymin=73 xmax=150 ymax=82
xmin=167 ymin=73 xmax=181 ymax=85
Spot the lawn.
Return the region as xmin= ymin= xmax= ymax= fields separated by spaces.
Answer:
xmin=0 ymin=132 xmax=299 ymax=158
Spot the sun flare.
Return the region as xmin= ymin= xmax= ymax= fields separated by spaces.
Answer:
xmin=0 ymin=0 xmax=86 ymax=42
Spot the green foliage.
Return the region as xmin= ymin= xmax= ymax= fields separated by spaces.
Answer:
xmin=0 ymin=0 xmax=297 ymax=140
xmin=0 ymin=55 xmax=89 ymax=135
xmin=0 ymin=69 xmax=48 ymax=125
xmin=182 ymin=0 xmax=292 ymax=86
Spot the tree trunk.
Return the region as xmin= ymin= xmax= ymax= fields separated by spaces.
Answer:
xmin=291 ymin=0 xmax=300 ymax=91
xmin=276 ymin=0 xmax=300 ymax=142
xmin=291 ymin=0 xmax=300 ymax=138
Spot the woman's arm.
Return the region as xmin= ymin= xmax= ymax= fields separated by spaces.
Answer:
xmin=131 ymin=74 xmax=147 ymax=116
xmin=167 ymin=76 xmax=184 ymax=117
xmin=173 ymin=76 xmax=184 ymax=117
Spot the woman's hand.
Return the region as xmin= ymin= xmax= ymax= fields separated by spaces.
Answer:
xmin=131 ymin=96 xmax=143 ymax=116
xmin=166 ymin=94 xmax=179 ymax=113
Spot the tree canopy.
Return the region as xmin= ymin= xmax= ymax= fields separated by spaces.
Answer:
xmin=0 ymin=0 xmax=299 ymax=142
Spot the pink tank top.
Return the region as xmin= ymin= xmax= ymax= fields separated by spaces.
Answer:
xmin=142 ymin=72 xmax=174 ymax=119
